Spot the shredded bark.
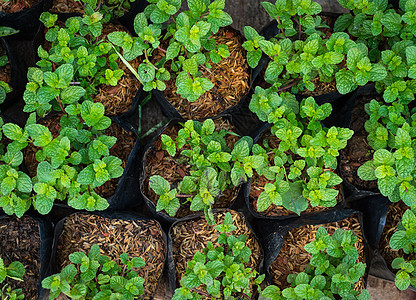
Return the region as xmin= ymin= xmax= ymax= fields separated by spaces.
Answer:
xmin=0 ymin=216 xmax=41 ymax=299
xmin=57 ymin=213 xmax=166 ymax=300
xmin=270 ymin=215 xmax=366 ymax=292
xmin=50 ymin=0 xmax=84 ymax=14
xmin=0 ymin=0 xmax=39 ymax=12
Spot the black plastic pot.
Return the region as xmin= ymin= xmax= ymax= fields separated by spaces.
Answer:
xmin=166 ymin=209 xmax=264 ymax=298
xmin=47 ymin=210 xmax=167 ymax=299
xmin=139 ymin=118 xmax=245 ymax=227
xmin=0 ymin=209 xmax=54 ymax=300
xmin=251 ymin=207 xmax=370 ymax=284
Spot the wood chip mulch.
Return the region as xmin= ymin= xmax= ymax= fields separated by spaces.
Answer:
xmin=0 ymin=0 xmax=39 ymax=12
xmin=270 ymin=215 xmax=366 ymax=292
xmin=57 ymin=213 xmax=166 ymax=300
xmin=0 ymin=216 xmax=41 ymax=299
xmin=250 ymin=130 xmax=343 ymax=217
xmin=339 ymin=94 xmax=381 ymax=192
xmin=157 ymin=27 xmax=250 ymax=120
xmin=379 ymin=200 xmax=410 ymax=271
xmin=49 ymin=0 xmax=84 ymax=14
xmin=171 ymin=210 xmax=262 ymax=296
xmin=143 ymin=119 xmax=239 ymax=218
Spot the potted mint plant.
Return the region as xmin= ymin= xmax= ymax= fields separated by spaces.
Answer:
xmin=245 ymin=91 xmax=352 ymax=217
xmin=109 ymin=0 xmax=252 ymax=120
xmin=140 ymin=118 xmax=263 ymax=224
xmin=169 ymin=210 xmax=263 ymax=298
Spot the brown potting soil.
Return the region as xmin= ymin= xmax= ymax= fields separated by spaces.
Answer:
xmin=92 ymin=23 xmax=141 ymax=116
xmin=270 ymin=215 xmax=366 ymax=291
xmin=0 ymin=0 xmax=38 ymax=12
xmin=171 ymin=210 xmax=262 ymax=296
xmin=143 ymin=119 xmax=239 ymax=219
xmin=0 ymin=216 xmax=41 ymax=299
xmin=156 ymin=27 xmax=249 ymax=120
xmin=340 ymin=94 xmax=381 ymax=192
xmin=379 ymin=201 xmax=412 ymax=272
xmin=24 ymin=114 xmax=136 ymax=198
xmin=0 ymin=45 xmax=11 ymax=86
xmin=250 ymin=130 xmax=343 ymax=217
xmin=50 ymin=0 xmax=84 ymax=14
xmin=57 ymin=213 xmax=166 ymax=300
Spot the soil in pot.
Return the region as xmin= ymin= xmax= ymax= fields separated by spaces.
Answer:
xmin=42 ymin=22 xmax=141 ymax=116
xmin=171 ymin=210 xmax=262 ymax=294
xmin=0 ymin=0 xmax=39 ymax=13
xmin=153 ymin=27 xmax=250 ymax=120
xmin=250 ymin=129 xmax=343 ymax=217
xmin=24 ymin=114 xmax=137 ymax=198
xmin=0 ymin=45 xmax=11 ymax=87
xmin=0 ymin=216 xmax=41 ymax=299
xmin=142 ymin=118 xmax=240 ymax=219
xmin=270 ymin=215 xmax=366 ymax=291
xmin=49 ymin=0 xmax=84 ymax=14
xmin=339 ymin=94 xmax=381 ymax=192
xmin=378 ymin=201 xmax=410 ymax=272
xmin=57 ymin=213 xmax=166 ymax=299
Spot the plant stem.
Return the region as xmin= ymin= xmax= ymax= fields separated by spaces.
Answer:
xmin=57 ymin=96 xmax=67 ymax=115
xmin=176 ymin=194 xmax=193 ymax=198
xmin=158 ymin=47 xmax=167 ymax=53
xmin=298 ymin=16 xmax=302 ymax=40
xmin=277 ymin=17 xmax=287 ymax=38
xmin=278 ymin=79 xmax=299 ymax=92
xmin=240 ymin=292 xmax=253 ymax=300
xmin=145 ymin=49 xmax=159 ymax=70
xmin=190 ymin=288 xmax=210 ymax=297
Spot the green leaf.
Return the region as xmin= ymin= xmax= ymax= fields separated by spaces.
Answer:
xmin=149 ymin=175 xmax=171 ymax=195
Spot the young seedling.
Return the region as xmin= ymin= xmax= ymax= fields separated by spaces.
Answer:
xmin=42 ymin=244 xmax=146 ymax=299
xmin=249 ymin=89 xmax=353 ymax=214
xmin=261 ymin=227 xmax=369 ymax=300
xmin=358 ymin=99 xmax=416 ymax=205
xmin=108 ymin=0 xmax=233 ymax=102
xmin=242 ymin=0 xmax=386 ymax=95
xmin=148 ymin=119 xmax=263 ymax=224
xmin=389 ymin=208 xmax=416 ymax=290
xmin=172 ymin=212 xmax=264 ymax=299
xmin=0 ymin=257 xmax=25 ymax=300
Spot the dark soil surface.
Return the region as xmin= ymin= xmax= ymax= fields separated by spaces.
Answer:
xmin=0 ymin=216 xmax=41 ymax=299
xmin=339 ymin=94 xmax=381 ymax=192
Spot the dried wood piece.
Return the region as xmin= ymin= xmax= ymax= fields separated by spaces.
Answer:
xmin=0 ymin=216 xmax=41 ymax=299
xmin=57 ymin=213 xmax=166 ymax=300
xmin=270 ymin=215 xmax=366 ymax=292
xmin=171 ymin=210 xmax=262 ymax=297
